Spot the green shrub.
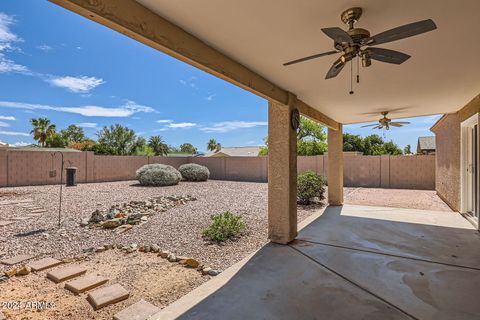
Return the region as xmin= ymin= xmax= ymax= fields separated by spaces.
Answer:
xmin=136 ymin=164 xmax=181 ymax=186
xmin=297 ymin=170 xmax=326 ymax=205
xmin=179 ymin=163 xmax=210 ymax=181
xmin=202 ymin=211 xmax=246 ymax=242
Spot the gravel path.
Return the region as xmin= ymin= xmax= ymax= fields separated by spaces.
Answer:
xmin=0 ymin=180 xmax=320 ymax=273
xmin=0 ymin=181 xmax=450 ymax=274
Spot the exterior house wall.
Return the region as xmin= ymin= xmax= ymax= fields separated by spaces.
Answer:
xmin=0 ymin=150 xmax=435 ymax=189
xmin=431 ymin=94 xmax=480 ymax=211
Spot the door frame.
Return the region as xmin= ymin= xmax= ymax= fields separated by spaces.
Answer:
xmin=460 ymin=113 xmax=479 ymax=228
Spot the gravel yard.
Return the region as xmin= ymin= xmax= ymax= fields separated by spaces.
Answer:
xmin=0 ymin=181 xmax=451 ymax=275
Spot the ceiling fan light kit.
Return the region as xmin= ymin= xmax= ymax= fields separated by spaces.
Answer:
xmin=361 ymin=111 xmax=411 ymax=131
xmin=283 ymin=7 xmax=437 ymax=94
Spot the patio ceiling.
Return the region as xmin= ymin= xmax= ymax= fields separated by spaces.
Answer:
xmin=137 ymin=0 xmax=480 ymax=124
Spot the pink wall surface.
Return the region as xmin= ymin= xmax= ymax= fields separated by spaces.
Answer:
xmin=0 ymin=150 xmax=435 ymax=190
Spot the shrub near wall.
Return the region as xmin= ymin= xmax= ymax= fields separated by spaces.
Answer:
xmin=179 ymin=163 xmax=210 ymax=181
xmin=136 ymin=164 xmax=181 ymax=186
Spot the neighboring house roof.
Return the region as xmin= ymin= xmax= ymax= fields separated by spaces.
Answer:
xmin=206 ymin=146 xmax=261 ymax=157
xmin=417 ymin=136 xmax=436 ymax=151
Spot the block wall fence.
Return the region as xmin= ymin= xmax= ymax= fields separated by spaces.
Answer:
xmin=0 ymin=150 xmax=435 ymax=190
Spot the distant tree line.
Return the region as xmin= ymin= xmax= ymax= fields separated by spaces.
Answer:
xmin=29 ymin=118 xmax=200 ymax=156
xmin=259 ymin=116 xmax=405 ymax=156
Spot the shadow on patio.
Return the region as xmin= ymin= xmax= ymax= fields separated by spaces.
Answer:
xmin=155 ymin=205 xmax=480 ymax=320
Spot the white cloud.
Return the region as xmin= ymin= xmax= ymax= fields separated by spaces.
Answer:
xmin=0 ymin=115 xmax=15 ymax=120
xmin=0 ymin=130 xmax=29 ymax=136
xmin=36 ymin=44 xmax=53 ymax=52
xmin=47 ymin=75 xmax=105 ymax=93
xmin=206 ymin=94 xmax=216 ymax=101
xmin=0 ymin=12 xmax=22 ymax=52
xmin=0 ymin=53 xmax=30 ymax=74
xmin=10 ymin=141 xmax=29 ymax=147
xmin=0 ymin=100 xmax=156 ymax=118
xmin=76 ymin=122 xmax=97 ymax=128
xmin=200 ymin=121 xmax=267 ymax=133
xmin=156 ymin=119 xmax=173 ymax=123
xmin=0 ymin=121 xmax=10 ymax=127
xmin=167 ymin=122 xmax=197 ymax=128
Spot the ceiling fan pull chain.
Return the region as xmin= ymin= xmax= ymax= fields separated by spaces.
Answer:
xmin=349 ymin=59 xmax=354 ymax=95
xmin=356 ymin=55 xmax=360 ymax=83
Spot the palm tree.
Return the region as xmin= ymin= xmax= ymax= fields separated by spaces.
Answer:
xmin=207 ymin=138 xmax=218 ymax=151
xmin=148 ymin=135 xmax=169 ymax=156
xmin=30 ymin=118 xmax=56 ymax=147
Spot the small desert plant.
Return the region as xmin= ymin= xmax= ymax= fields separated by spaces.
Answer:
xmin=202 ymin=211 xmax=246 ymax=242
xmin=179 ymin=163 xmax=210 ymax=181
xmin=297 ymin=170 xmax=326 ymax=205
xmin=136 ymin=164 xmax=181 ymax=186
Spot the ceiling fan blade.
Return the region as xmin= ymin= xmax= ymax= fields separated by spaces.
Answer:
xmin=325 ymin=59 xmax=346 ymax=79
xmin=283 ymin=50 xmax=338 ymax=66
xmin=389 ymin=122 xmax=403 ymax=127
xmin=374 ymin=125 xmax=383 ymax=129
xmin=321 ymin=27 xmax=353 ymax=44
xmin=391 ymin=121 xmax=410 ymax=125
xmin=366 ymin=19 xmax=437 ymax=46
xmin=361 ymin=123 xmax=379 ymax=128
xmin=365 ymin=47 xmax=411 ymax=64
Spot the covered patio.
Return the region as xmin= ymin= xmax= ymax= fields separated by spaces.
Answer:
xmin=47 ymin=0 xmax=480 ymax=318
xmin=156 ymin=204 xmax=480 ymax=319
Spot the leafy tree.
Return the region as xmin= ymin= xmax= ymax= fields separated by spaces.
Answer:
xmin=60 ymin=125 xmax=85 ymax=144
xmin=96 ymin=124 xmax=138 ymax=155
xmin=134 ymin=145 xmax=155 ymax=156
xmin=68 ymin=139 xmax=96 ymax=151
xmin=179 ymin=143 xmax=198 ymax=154
xmin=207 ymin=138 xmax=219 ymax=152
xmin=258 ymin=116 xmax=327 ymax=156
xmin=30 ymin=118 xmax=56 ymax=147
xmin=404 ymin=144 xmax=412 ymax=155
xmin=363 ymin=134 xmax=385 ymax=155
xmin=343 ymin=133 xmax=364 ymax=152
xmin=383 ymin=141 xmax=403 ymax=155
xmin=45 ymin=133 xmax=67 ymax=148
xmin=148 ymin=135 xmax=169 ymax=156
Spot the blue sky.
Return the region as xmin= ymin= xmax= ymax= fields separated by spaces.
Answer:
xmin=0 ymin=1 xmax=439 ymax=152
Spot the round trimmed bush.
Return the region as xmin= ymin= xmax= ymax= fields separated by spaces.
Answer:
xmin=297 ymin=170 xmax=326 ymax=205
xmin=178 ymin=163 xmax=210 ymax=181
xmin=136 ymin=164 xmax=181 ymax=186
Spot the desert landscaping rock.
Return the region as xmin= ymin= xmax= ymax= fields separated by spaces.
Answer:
xmin=4 ymin=267 xmax=17 ymax=277
xmin=0 ymin=311 xmax=5 ymax=320
xmin=1 ymin=254 xmax=33 ymax=265
xmin=28 ymin=257 xmax=63 ymax=271
xmin=16 ymin=265 xmax=31 ymax=276
xmin=47 ymin=265 xmax=87 ymax=283
xmin=87 ymin=283 xmax=130 ymax=310
xmin=185 ymin=258 xmax=200 ymax=268
xmin=65 ymin=274 xmax=109 ymax=294
xmin=113 ymin=299 xmax=160 ymax=320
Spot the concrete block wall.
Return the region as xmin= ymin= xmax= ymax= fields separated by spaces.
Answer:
xmin=0 ymin=150 xmax=435 ymax=190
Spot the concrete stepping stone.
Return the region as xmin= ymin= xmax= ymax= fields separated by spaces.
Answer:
xmin=65 ymin=274 xmax=109 ymax=294
xmin=0 ymin=220 xmax=14 ymax=227
xmin=30 ymin=209 xmax=47 ymax=213
xmin=28 ymin=257 xmax=63 ymax=272
xmin=47 ymin=265 xmax=87 ymax=283
xmin=1 ymin=254 xmax=33 ymax=265
xmin=113 ymin=299 xmax=160 ymax=320
xmin=10 ymin=216 xmax=30 ymax=221
xmin=87 ymin=284 xmax=130 ymax=310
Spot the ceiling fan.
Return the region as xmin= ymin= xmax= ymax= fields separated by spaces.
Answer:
xmin=283 ymin=7 xmax=437 ymax=82
xmin=361 ymin=112 xmax=410 ymax=130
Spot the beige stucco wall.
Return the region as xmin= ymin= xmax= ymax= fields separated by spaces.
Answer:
xmin=0 ymin=151 xmax=435 ymax=189
xmin=431 ymin=94 xmax=480 ymax=211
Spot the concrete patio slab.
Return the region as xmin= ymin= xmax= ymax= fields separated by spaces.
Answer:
xmin=154 ymin=243 xmax=410 ymax=320
xmin=28 ymin=257 xmax=63 ymax=272
xmin=65 ymin=274 xmax=108 ymax=294
xmin=296 ymin=205 xmax=480 ymax=269
xmin=1 ymin=254 xmax=33 ymax=265
xmin=114 ymin=299 xmax=160 ymax=320
xmin=87 ymin=283 xmax=130 ymax=310
xmin=292 ymin=240 xmax=480 ymax=320
xmin=47 ymin=265 xmax=87 ymax=283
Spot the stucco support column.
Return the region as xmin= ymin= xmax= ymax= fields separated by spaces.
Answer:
xmin=328 ymin=124 xmax=344 ymax=205
xmin=268 ymin=96 xmax=297 ymax=244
